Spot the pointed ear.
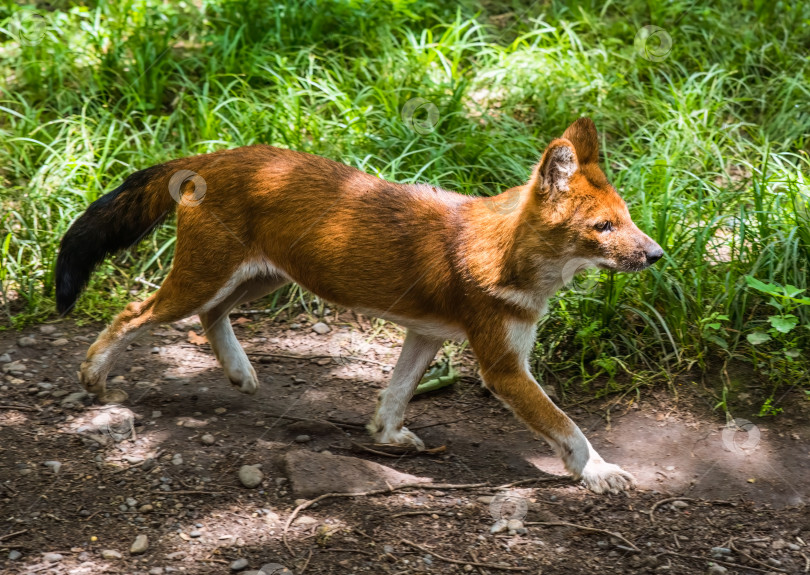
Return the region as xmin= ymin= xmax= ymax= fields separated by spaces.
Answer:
xmin=562 ymin=117 xmax=599 ymax=165
xmin=530 ymin=139 xmax=578 ymax=195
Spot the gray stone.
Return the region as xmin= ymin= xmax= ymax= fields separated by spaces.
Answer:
xmin=282 ymin=451 xmax=430 ymax=498
xmin=43 ymin=553 xmax=63 ymax=562
xmin=130 ymin=534 xmax=149 ymax=554
xmin=238 ymin=465 xmax=263 ymax=489
xmin=312 ymin=322 xmax=331 ymax=335
xmin=230 ymin=558 xmax=249 ymax=571
xmin=706 ymin=564 xmax=727 ymax=575
xmin=51 ymin=338 xmax=69 ymax=347
xmin=39 ymin=325 xmax=57 ymax=335
xmin=8 ymin=550 xmax=21 ymax=560
xmin=2 ymin=360 xmax=25 ymax=374
xmin=671 ymin=500 xmax=689 ymax=509
xmin=126 ymin=497 xmax=138 ymax=507
xmin=294 ymin=434 xmax=311 ymax=443
xmin=101 ymin=549 xmax=122 ymax=559
xmin=17 ymin=336 xmax=36 ymax=347
xmin=43 ymin=460 xmax=62 ymax=474
xmin=61 ymin=391 xmax=89 ymax=407
xmin=490 ymin=519 xmax=508 ymax=534
xmin=0 ymin=353 xmax=12 ymax=363
xmin=189 ymin=530 xmax=202 ymax=538
xmin=201 ymin=434 xmax=215 ymax=445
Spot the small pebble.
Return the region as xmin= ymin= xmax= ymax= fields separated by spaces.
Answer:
xmin=312 ymin=322 xmax=331 ymax=334
xmin=18 ymin=336 xmax=36 ymax=347
xmin=101 ymin=549 xmax=122 ymax=560
xmin=151 ymin=410 xmax=162 ymax=419
xmin=294 ymin=434 xmax=311 ymax=443
xmin=201 ymin=434 xmax=215 ymax=445
xmin=671 ymin=500 xmax=688 ymax=509
xmin=8 ymin=550 xmax=21 ymax=560
xmin=43 ymin=553 xmax=63 ymax=562
xmin=189 ymin=530 xmax=202 ymax=538
xmin=230 ymin=558 xmax=249 ymax=571
xmin=130 ymin=534 xmax=149 ymax=554
xmin=706 ymin=564 xmax=728 ymax=575
xmin=51 ymin=338 xmax=69 ymax=347
xmin=0 ymin=353 xmax=11 ymax=363
xmin=43 ymin=460 xmax=62 ymax=474
xmin=490 ymin=519 xmax=508 ymax=534
xmin=238 ymin=465 xmax=263 ymax=488
xmin=39 ymin=325 xmax=57 ymax=335
xmin=126 ymin=497 xmax=138 ymax=507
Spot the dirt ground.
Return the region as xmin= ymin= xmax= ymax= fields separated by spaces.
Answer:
xmin=1 ymin=311 xmax=808 ymax=575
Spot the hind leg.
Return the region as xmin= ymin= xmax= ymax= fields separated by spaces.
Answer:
xmin=80 ymin=269 xmax=233 ymax=403
xmin=199 ymin=276 xmax=289 ymax=394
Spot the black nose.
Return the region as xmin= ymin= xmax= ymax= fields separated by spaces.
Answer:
xmin=646 ymin=246 xmax=664 ymax=264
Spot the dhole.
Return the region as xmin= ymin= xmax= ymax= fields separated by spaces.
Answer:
xmin=56 ymin=118 xmax=663 ymax=494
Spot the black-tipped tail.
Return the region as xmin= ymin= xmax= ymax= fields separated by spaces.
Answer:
xmin=55 ymin=165 xmax=175 ymax=315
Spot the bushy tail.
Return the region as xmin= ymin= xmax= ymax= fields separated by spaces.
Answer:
xmin=55 ymin=163 xmax=177 ymax=315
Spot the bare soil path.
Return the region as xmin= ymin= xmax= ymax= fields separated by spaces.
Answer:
xmin=1 ymin=313 xmax=808 ymax=574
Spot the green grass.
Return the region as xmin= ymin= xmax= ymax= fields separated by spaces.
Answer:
xmin=1 ymin=0 xmax=808 ymax=407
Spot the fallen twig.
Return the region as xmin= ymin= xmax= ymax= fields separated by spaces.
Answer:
xmin=248 ymin=351 xmax=389 ymax=367
xmin=648 ymin=497 xmax=735 ymax=524
xmin=730 ymin=538 xmax=788 ymax=573
xmin=0 ymin=529 xmax=27 ymax=542
xmin=657 ymin=550 xmax=777 ymax=574
xmin=390 ymin=510 xmax=456 ymax=519
xmin=283 ymin=481 xmax=493 ymax=555
xmin=400 ymin=538 xmax=531 ymax=571
xmin=0 ymin=404 xmax=40 ymax=412
xmin=525 ymin=521 xmax=639 ymax=552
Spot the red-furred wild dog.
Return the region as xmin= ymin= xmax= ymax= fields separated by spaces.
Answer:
xmin=56 ymin=118 xmax=663 ymax=494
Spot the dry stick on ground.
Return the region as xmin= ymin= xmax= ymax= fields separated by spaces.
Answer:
xmin=729 ymin=538 xmax=789 ymax=574
xmin=800 ymin=552 xmax=810 ymax=573
xmin=259 ymin=411 xmax=366 ymax=430
xmin=525 ymin=521 xmax=639 ymax=552
xmin=248 ymin=351 xmax=389 ymax=367
xmin=0 ymin=529 xmax=27 ymax=542
xmin=282 ymin=482 xmax=492 ymax=555
xmin=390 ymin=510 xmax=456 ymax=519
xmin=648 ymin=496 xmax=735 ymax=524
xmin=400 ymin=538 xmax=531 ymax=571
xmin=657 ymin=550 xmax=778 ymax=574
xmin=0 ymin=404 xmax=40 ymax=412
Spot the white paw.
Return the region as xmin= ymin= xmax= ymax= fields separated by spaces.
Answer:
xmin=226 ymin=365 xmax=258 ymax=395
xmin=373 ymin=426 xmax=425 ymax=451
xmin=579 ymin=458 xmax=636 ymax=494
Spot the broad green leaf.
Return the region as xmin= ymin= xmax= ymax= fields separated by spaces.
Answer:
xmin=747 ymin=331 xmax=771 ymax=345
xmin=768 ymin=315 xmax=798 ymax=334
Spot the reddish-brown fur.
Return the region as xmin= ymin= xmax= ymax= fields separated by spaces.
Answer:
xmin=61 ymin=118 xmax=662 ymax=494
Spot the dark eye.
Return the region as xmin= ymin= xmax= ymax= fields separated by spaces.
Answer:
xmin=594 ymin=221 xmax=613 ymax=232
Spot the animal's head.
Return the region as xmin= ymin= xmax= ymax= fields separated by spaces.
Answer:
xmin=527 ymin=117 xmax=663 ymax=274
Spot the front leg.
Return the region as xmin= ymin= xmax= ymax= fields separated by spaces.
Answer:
xmin=367 ymin=329 xmax=444 ymax=450
xmin=468 ymin=319 xmax=635 ymax=494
